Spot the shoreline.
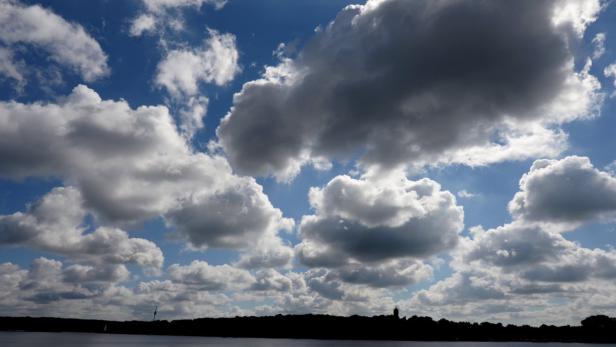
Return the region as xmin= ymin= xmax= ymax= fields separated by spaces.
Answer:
xmin=1 ymin=314 xmax=615 ymax=343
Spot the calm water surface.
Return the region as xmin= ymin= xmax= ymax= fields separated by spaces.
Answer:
xmin=0 ymin=332 xmax=608 ymax=347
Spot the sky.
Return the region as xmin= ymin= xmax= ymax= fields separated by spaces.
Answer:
xmin=0 ymin=0 xmax=616 ymax=325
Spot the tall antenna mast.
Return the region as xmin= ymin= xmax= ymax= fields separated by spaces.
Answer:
xmin=153 ymin=305 xmax=158 ymax=321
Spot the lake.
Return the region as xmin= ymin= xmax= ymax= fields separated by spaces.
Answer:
xmin=0 ymin=332 xmax=607 ymax=347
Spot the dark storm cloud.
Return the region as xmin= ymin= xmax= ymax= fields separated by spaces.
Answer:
xmin=218 ymin=0 xmax=601 ymax=179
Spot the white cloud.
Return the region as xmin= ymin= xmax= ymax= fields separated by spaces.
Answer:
xmin=406 ymin=220 xmax=616 ymax=324
xmin=457 ymin=190 xmax=477 ymax=199
xmin=0 ymin=47 xmax=25 ymax=88
xmin=153 ymin=29 xmax=240 ymax=138
xmin=168 ymin=260 xmax=255 ymax=291
xmin=0 ymin=187 xmax=164 ymax=273
xmin=552 ymin=0 xmax=604 ymax=37
xmin=592 ymin=32 xmax=606 ymax=59
xmin=250 ymin=269 xmax=292 ymax=292
xmin=297 ymin=174 xmax=463 ymax=265
xmin=605 ymin=63 xmax=616 ymax=97
xmin=296 ymin=173 xmax=462 ymax=288
xmin=0 ymin=85 xmax=292 ymax=261
xmin=143 ymin=0 xmax=226 ymax=13
xmin=129 ymin=0 xmax=227 ymax=37
xmin=405 ymin=155 xmax=616 ymax=325
xmin=235 ymin=232 xmax=295 ymax=269
xmin=129 ymin=14 xmax=157 ymax=37
xmin=509 ymin=156 xmax=616 ymax=228
xmin=0 ymin=0 xmax=109 ymax=81
xmin=0 ymin=257 xmax=136 ymax=317
xmin=155 ymin=29 xmax=240 ymax=97
xmin=177 ymin=96 xmax=208 ymax=138
xmin=335 ymin=258 xmax=433 ymax=288
xmin=217 ymin=0 xmax=603 ymax=181
xmin=165 ymin=177 xmax=294 ymax=252
xmin=0 ymin=257 xmax=397 ymax=320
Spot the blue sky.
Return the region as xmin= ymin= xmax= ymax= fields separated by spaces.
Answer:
xmin=0 ymin=0 xmax=616 ymax=324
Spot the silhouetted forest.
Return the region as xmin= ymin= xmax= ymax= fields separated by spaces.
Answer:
xmin=1 ymin=313 xmax=615 ymax=342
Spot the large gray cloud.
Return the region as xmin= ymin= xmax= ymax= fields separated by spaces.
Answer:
xmin=509 ymin=156 xmax=616 ymax=226
xmin=218 ymin=0 xmax=602 ymax=180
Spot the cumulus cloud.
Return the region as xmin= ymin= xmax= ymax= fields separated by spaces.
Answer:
xmin=463 ymin=223 xmax=616 ymax=281
xmin=0 ymin=85 xmax=292 ymax=263
xmin=165 ymin=178 xmax=293 ymax=251
xmin=0 ymin=257 xmax=132 ymax=312
xmin=509 ymin=156 xmax=616 ymax=227
xmin=153 ymin=29 xmax=239 ymax=138
xmin=235 ymin=232 xmax=295 ymax=269
xmin=297 ymin=174 xmax=463 ymax=265
xmin=295 ymin=173 xmax=462 ymax=288
xmin=217 ymin=0 xmax=603 ymax=181
xmin=0 ymin=187 xmax=164 ymax=273
xmin=0 ymin=257 xmax=397 ymax=320
xmin=335 ymin=258 xmax=433 ymax=288
xmin=406 ymin=156 xmax=616 ymax=324
xmin=155 ymin=29 xmax=240 ymax=98
xmin=0 ymin=0 xmax=109 ymax=82
xmin=129 ymin=0 xmax=226 ymax=37
xmin=129 ymin=14 xmax=157 ymax=37
xmin=128 ymin=1 xmax=239 ymax=141
xmin=250 ymin=269 xmax=292 ymax=292
xmin=406 ymin=221 xmax=616 ymax=324
xmin=413 ymin=271 xmax=507 ymax=307
xmin=168 ymin=260 xmax=254 ymax=291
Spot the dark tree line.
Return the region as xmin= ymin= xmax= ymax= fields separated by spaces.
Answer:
xmin=1 ymin=314 xmax=615 ymax=342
